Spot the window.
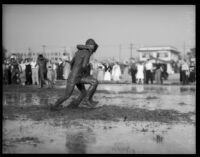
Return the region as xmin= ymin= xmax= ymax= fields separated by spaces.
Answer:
xmin=159 ymin=53 xmax=168 ymax=58
xmin=164 ymin=53 xmax=168 ymax=57
xmin=142 ymin=53 xmax=147 ymax=58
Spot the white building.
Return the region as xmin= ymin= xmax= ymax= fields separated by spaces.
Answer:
xmin=7 ymin=51 xmax=71 ymax=61
xmin=138 ymin=46 xmax=180 ymax=62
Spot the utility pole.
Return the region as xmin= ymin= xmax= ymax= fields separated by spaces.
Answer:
xmin=28 ymin=47 xmax=31 ymax=58
xmin=130 ymin=43 xmax=133 ymax=59
xmin=64 ymin=46 xmax=67 ymax=53
xmin=119 ymin=44 xmax=121 ymax=62
xmin=42 ymin=45 xmax=46 ymax=53
xmin=42 ymin=45 xmax=46 ymax=57
xmin=183 ymin=42 xmax=186 ymax=59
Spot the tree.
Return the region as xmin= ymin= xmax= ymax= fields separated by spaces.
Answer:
xmin=187 ymin=47 xmax=195 ymax=60
xmin=190 ymin=48 xmax=195 ymax=57
xmin=3 ymin=47 xmax=7 ymax=59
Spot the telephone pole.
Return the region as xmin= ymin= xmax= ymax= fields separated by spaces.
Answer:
xmin=28 ymin=47 xmax=31 ymax=58
xmin=119 ymin=44 xmax=121 ymax=62
xmin=183 ymin=42 xmax=186 ymax=59
xmin=130 ymin=43 xmax=133 ymax=59
xmin=42 ymin=45 xmax=46 ymax=53
xmin=42 ymin=45 xmax=46 ymax=57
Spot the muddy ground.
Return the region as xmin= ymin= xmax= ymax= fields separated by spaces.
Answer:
xmin=3 ymin=84 xmax=196 ymax=154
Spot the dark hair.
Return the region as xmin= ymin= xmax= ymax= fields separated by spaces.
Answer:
xmin=85 ymin=38 xmax=98 ymax=52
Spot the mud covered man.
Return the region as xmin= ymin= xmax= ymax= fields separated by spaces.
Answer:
xmin=50 ymin=39 xmax=99 ymax=110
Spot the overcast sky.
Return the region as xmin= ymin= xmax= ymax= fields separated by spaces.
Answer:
xmin=3 ymin=5 xmax=195 ymax=61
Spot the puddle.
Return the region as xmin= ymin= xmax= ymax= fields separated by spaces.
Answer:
xmin=3 ymin=85 xmax=195 ymax=113
xmin=3 ymin=84 xmax=196 ymax=154
xmin=3 ymin=119 xmax=195 ymax=154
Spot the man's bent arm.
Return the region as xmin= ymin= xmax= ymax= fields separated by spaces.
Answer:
xmin=82 ymin=52 xmax=90 ymax=69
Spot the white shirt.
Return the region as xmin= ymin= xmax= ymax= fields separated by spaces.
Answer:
xmin=20 ymin=63 xmax=26 ymax=71
xmin=53 ymin=64 xmax=57 ymax=70
xmin=31 ymin=61 xmax=38 ymax=69
xmin=182 ymin=62 xmax=189 ymax=71
xmin=145 ymin=62 xmax=153 ymax=70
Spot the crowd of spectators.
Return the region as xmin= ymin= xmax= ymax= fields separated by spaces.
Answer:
xmin=2 ymin=54 xmax=196 ymax=87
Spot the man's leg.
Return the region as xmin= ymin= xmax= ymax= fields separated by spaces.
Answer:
xmin=150 ymin=71 xmax=153 ymax=84
xmin=146 ymin=70 xmax=149 ymax=84
xmin=39 ymin=70 xmax=44 ymax=88
xmin=54 ymin=70 xmax=57 ymax=84
xmin=182 ymin=71 xmax=186 ymax=85
xmin=52 ymin=80 xmax=75 ymax=109
xmin=180 ymin=70 xmax=182 ymax=82
xmin=89 ymin=82 xmax=98 ymax=103
xmin=32 ymin=69 xmax=35 ymax=85
xmin=40 ymin=70 xmax=47 ymax=88
xmin=70 ymin=83 xmax=87 ymax=107
xmin=131 ymin=71 xmax=134 ymax=83
xmin=133 ymin=70 xmax=136 ymax=83
xmin=79 ymin=76 xmax=98 ymax=107
xmin=36 ymin=69 xmax=39 ymax=85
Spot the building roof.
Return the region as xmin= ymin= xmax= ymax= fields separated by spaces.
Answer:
xmin=139 ymin=57 xmax=171 ymax=64
xmin=137 ymin=46 xmax=180 ymax=54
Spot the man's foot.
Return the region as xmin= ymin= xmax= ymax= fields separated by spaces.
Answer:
xmin=67 ymin=99 xmax=80 ymax=108
xmin=90 ymin=99 xmax=99 ymax=105
xmin=49 ymin=103 xmax=62 ymax=111
xmin=81 ymin=100 xmax=97 ymax=108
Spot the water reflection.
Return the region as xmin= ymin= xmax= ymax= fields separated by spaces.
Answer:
xmin=3 ymin=93 xmax=20 ymax=105
xmin=3 ymin=119 xmax=195 ymax=154
xmin=37 ymin=93 xmax=49 ymax=106
xmin=112 ymin=142 xmax=135 ymax=154
xmin=153 ymin=134 xmax=164 ymax=144
xmin=135 ymin=86 xmax=144 ymax=93
xmin=65 ymin=130 xmax=96 ymax=154
xmin=180 ymin=87 xmax=196 ymax=93
xmin=24 ymin=93 xmax=33 ymax=105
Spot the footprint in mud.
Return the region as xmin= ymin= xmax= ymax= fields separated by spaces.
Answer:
xmin=141 ymin=128 xmax=148 ymax=132
xmin=50 ymin=139 xmax=54 ymax=143
xmin=12 ymin=137 xmax=43 ymax=145
xmin=146 ymin=96 xmax=158 ymax=100
xmin=180 ymin=87 xmax=196 ymax=93
xmin=178 ymin=102 xmax=187 ymax=106
xmin=151 ymin=129 xmax=156 ymax=133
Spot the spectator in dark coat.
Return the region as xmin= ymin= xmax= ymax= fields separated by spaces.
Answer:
xmin=130 ymin=58 xmax=137 ymax=83
xmin=25 ymin=59 xmax=32 ymax=85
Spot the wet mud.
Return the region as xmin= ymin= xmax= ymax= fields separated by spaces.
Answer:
xmin=3 ymin=104 xmax=194 ymax=123
xmin=3 ymin=84 xmax=196 ymax=154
